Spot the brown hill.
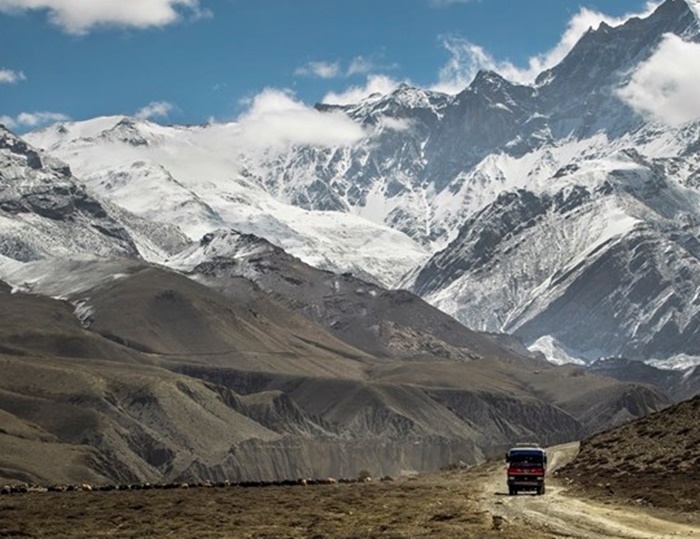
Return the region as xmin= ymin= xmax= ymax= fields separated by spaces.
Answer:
xmin=0 ymin=353 xmax=281 ymax=485
xmin=560 ymin=394 xmax=700 ymax=512
xmin=0 ymin=283 xmax=144 ymax=363
xmin=180 ymin=230 xmax=538 ymax=363
xmin=0 ymin=261 xmax=672 ymax=486
xmin=83 ymin=264 xmax=372 ymax=378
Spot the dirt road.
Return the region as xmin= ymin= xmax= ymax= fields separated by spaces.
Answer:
xmin=477 ymin=443 xmax=700 ymax=539
xmin=1 ymin=442 xmax=698 ymax=538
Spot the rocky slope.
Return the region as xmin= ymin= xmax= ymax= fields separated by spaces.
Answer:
xmin=588 ymin=357 xmax=700 ymax=402
xmin=0 ymin=260 xmax=670 ymax=485
xmin=410 ymin=157 xmax=700 ymax=366
xmin=560 ymin=393 xmax=700 ymax=512
xmin=0 ymin=126 xmax=137 ymax=262
xmin=0 ymin=126 xmax=187 ymax=265
xmin=169 ymin=228 xmax=538 ymax=363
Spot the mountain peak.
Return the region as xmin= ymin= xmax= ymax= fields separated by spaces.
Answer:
xmin=631 ymin=0 xmax=700 ymax=35
xmin=114 ymin=116 xmax=139 ymax=129
xmin=388 ymin=83 xmax=429 ymax=101
xmin=99 ymin=116 xmax=162 ymax=147
xmin=470 ymin=70 xmax=509 ymax=91
xmin=392 ymin=82 xmax=414 ymax=93
xmin=367 ymin=83 xmax=447 ymax=114
xmin=1 ymin=129 xmax=140 ymax=261
xmin=668 ymin=0 xmax=700 ymax=17
xmin=535 ymin=0 xmax=700 ymax=94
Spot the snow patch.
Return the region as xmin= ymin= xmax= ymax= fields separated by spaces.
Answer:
xmin=528 ymin=335 xmax=588 ymax=366
xmin=685 ymin=0 xmax=700 ymax=22
xmin=73 ymin=299 xmax=94 ymax=328
xmin=646 ymin=354 xmax=700 ymax=371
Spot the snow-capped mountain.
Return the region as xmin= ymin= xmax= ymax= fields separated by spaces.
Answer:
xmin=410 ymin=149 xmax=700 ymax=363
xmin=0 ymin=125 xmax=188 ymax=270
xmin=401 ymin=0 xmax=700 ymax=367
xmin=18 ymin=0 xmax=700 ymax=370
xmin=167 ymin=228 xmax=542 ymax=363
xmin=25 ymin=117 xmax=429 ymax=287
xmin=0 ymin=125 xmax=139 ymax=263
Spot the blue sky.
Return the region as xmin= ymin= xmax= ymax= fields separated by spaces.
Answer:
xmin=0 ymin=1 xmax=666 ymax=131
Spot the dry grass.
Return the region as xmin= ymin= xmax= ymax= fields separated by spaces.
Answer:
xmin=0 ymin=471 xmax=536 ymax=539
xmin=559 ymin=394 xmax=700 ymax=516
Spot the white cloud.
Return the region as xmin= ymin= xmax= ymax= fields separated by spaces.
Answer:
xmin=322 ymin=74 xmax=401 ymax=105
xmin=347 ymin=56 xmax=376 ymax=76
xmin=234 ymin=88 xmax=366 ymax=150
xmin=431 ymin=2 xmax=663 ymax=92
xmin=0 ymin=0 xmax=206 ymax=34
xmin=0 ymin=111 xmax=69 ymax=130
xmin=431 ymin=38 xmax=493 ymax=94
xmin=294 ymin=61 xmax=341 ymax=79
xmin=617 ymin=33 xmax=700 ymax=126
xmin=0 ymin=68 xmax=25 ymax=84
xmin=136 ymin=100 xmax=175 ymax=120
xmin=295 ymin=56 xmax=388 ymax=79
xmin=378 ymin=116 xmax=413 ymax=132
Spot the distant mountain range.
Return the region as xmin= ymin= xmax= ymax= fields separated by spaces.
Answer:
xmin=0 ymin=124 xmax=669 ymax=485
xmin=18 ymin=0 xmax=700 ymax=375
xmin=0 ymin=254 xmax=669 ymax=485
xmin=1 ymin=0 xmax=699 ymax=485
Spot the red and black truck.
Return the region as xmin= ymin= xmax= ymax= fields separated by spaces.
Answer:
xmin=505 ymin=444 xmax=547 ymax=495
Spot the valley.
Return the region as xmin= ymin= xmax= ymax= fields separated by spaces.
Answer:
xmin=1 ymin=0 xmax=700 ymax=526
xmin=0 ymin=263 xmax=670 ymax=485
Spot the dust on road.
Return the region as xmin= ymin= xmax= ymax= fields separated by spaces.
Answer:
xmin=477 ymin=442 xmax=700 ymax=539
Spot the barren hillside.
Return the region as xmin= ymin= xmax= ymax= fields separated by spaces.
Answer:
xmin=0 ymin=262 xmax=671 ymax=485
xmin=560 ymin=394 xmax=700 ymax=513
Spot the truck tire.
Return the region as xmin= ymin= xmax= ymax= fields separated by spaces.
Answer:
xmin=508 ymin=486 xmax=517 ymax=496
xmin=537 ymin=484 xmax=545 ymax=496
